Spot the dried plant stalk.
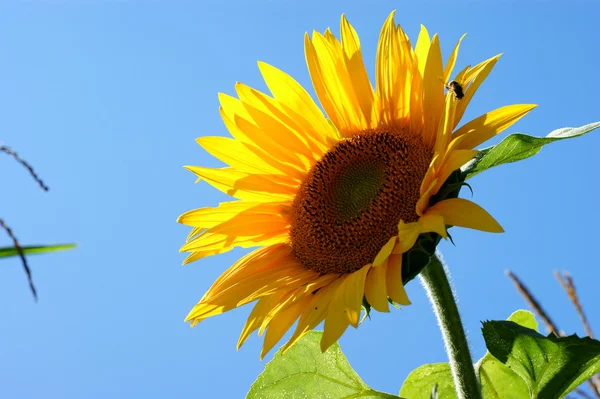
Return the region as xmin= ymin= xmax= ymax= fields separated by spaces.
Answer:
xmin=554 ymin=271 xmax=600 ymax=395
xmin=1 ymin=145 xmax=49 ymax=191
xmin=507 ymin=269 xmax=600 ymax=398
xmin=505 ymin=269 xmax=560 ymax=335
xmin=0 ymin=218 xmax=37 ymax=300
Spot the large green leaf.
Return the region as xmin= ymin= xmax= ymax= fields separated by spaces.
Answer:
xmin=399 ymin=363 xmax=456 ymax=399
xmin=478 ymin=356 xmax=530 ymax=399
xmin=247 ymin=331 xmax=402 ymax=399
xmin=0 ymin=244 xmax=76 ymax=259
xmin=482 ymin=318 xmax=600 ymax=398
xmin=462 ymin=121 xmax=600 ymax=179
xmin=477 ymin=310 xmax=534 ymax=398
xmin=398 ymin=310 xmax=536 ymax=399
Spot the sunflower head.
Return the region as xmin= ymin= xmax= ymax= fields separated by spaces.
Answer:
xmin=178 ymin=11 xmax=535 ymax=358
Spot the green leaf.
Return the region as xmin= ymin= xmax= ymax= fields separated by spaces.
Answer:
xmin=398 ymin=311 xmax=536 ymax=399
xmin=482 ymin=319 xmax=600 ymax=398
xmin=400 ymin=363 xmax=456 ymax=399
xmin=247 ymin=331 xmax=403 ymax=399
xmin=503 ymin=310 xmax=538 ymax=331
xmin=0 ymin=244 xmax=76 ymax=259
xmin=479 ymin=355 xmax=530 ymax=399
xmin=476 ymin=310 xmax=536 ymax=398
xmin=462 ymin=121 xmax=600 ymax=179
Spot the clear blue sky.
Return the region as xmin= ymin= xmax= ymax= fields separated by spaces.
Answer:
xmin=1 ymin=1 xmax=599 ymax=398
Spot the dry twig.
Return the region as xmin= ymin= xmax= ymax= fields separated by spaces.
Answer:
xmin=1 ymin=145 xmax=49 ymax=191
xmin=554 ymin=271 xmax=595 ymax=338
xmin=505 ymin=269 xmax=560 ymax=335
xmin=576 ymin=388 xmax=595 ymax=399
xmin=507 ymin=269 xmax=600 ymax=398
xmin=0 ymin=218 xmax=37 ymax=300
xmin=554 ymin=271 xmax=600 ymax=395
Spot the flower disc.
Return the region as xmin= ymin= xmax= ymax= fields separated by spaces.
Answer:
xmin=290 ymin=130 xmax=432 ymax=274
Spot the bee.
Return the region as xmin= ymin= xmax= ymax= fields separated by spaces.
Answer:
xmin=445 ymin=80 xmax=464 ymax=100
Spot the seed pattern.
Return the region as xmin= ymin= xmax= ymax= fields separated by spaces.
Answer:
xmin=290 ymin=129 xmax=433 ymax=274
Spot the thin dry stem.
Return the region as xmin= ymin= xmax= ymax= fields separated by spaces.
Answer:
xmin=554 ymin=271 xmax=600 ymax=396
xmin=507 ymin=269 xmax=600 ymax=398
xmin=554 ymin=271 xmax=595 ymax=338
xmin=1 ymin=145 xmax=49 ymax=191
xmin=0 ymin=218 xmax=38 ymax=301
xmin=505 ymin=269 xmax=560 ymax=335
xmin=575 ymin=388 xmax=595 ymax=399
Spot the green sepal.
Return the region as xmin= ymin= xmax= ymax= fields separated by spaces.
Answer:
xmin=360 ymin=297 xmax=372 ymax=324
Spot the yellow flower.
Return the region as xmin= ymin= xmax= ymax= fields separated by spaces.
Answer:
xmin=178 ymin=12 xmax=535 ymax=358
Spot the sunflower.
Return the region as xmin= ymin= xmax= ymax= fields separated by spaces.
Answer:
xmin=178 ymin=11 xmax=535 ymax=359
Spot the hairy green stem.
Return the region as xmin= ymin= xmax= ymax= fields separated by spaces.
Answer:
xmin=420 ymin=251 xmax=481 ymax=399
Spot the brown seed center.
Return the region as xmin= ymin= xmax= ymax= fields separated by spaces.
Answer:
xmin=289 ymin=129 xmax=433 ymax=274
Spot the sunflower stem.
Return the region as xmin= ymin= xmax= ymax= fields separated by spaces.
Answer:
xmin=420 ymin=250 xmax=481 ymax=399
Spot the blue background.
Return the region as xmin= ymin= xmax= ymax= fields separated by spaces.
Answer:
xmin=1 ymin=1 xmax=599 ymax=397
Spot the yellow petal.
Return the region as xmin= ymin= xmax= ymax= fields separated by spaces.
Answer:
xmin=184 ymin=166 xmax=297 ymax=201
xmin=180 ymin=231 xmax=287 ymax=258
xmin=177 ymin=201 xmax=283 ymax=228
xmin=452 ymin=104 xmax=538 ymax=150
xmin=306 ymin=30 xmax=365 ymax=135
xmin=443 ymin=34 xmax=466 ymax=83
xmin=186 ymin=226 xmax=203 ymax=242
xmin=180 ymin=203 xmax=289 ymax=252
xmin=418 ymin=213 xmax=447 ymax=238
xmin=186 ymin=262 xmax=318 ymax=324
xmin=386 ymin=254 xmax=411 ymax=305
xmin=219 ymin=94 xmax=309 ymax=174
xmin=421 ymin=35 xmax=445 ymax=148
xmin=218 ymin=107 xmax=307 ymax=180
xmin=453 ymin=54 xmax=501 ymax=128
xmin=373 ymin=236 xmax=397 ymax=266
xmin=433 ymin=149 xmax=478 ymax=193
xmin=282 ymin=278 xmax=343 ymax=353
xmin=364 ymin=260 xmax=390 ymax=312
xmin=201 ymin=244 xmax=292 ymax=300
xmin=218 ymin=92 xmax=251 ymax=121
xmin=433 ymin=87 xmax=458 ymax=157
xmin=182 ymin=249 xmax=230 ymax=265
xmin=257 ymin=61 xmax=337 ymax=143
xmin=304 ymin=33 xmax=345 ymax=132
xmin=238 ymin=292 xmax=286 ymax=350
xmin=196 ymin=136 xmax=282 ymax=175
xmin=375 ymin=11 xmax=408 ymax=126
xmin=416 ymin=177 xmax=438 ymax=216
xmin=425 ymin=198 xmax=504 ymax=233
xmin=261 ymin=295 xmax=311 ymax=359
xmin=340 ymin=14 xmax=375 ymax=128
xmin=321 ymin=282 xmax=352 ymax=352
xmin=340 ymin=264 xmax=371 ymax=327
xmin=259 ymin=273 xmax=339 ymax=333
xmin=414 ymin=25 xmax=431 ymax=77
xmin=236 ymin=83 xmax=318 ymax=165
xmin=409 ymin=57 xmax=424 ymax=135
xmin=395 ymin=221 xmax=423 ymax=253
